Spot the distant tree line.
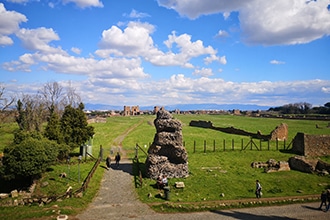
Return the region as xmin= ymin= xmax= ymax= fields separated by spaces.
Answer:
xmin=0 ymin=82 xmax=94 ymax=184
xmin=268 ymin=102 xmax=330 ymax=115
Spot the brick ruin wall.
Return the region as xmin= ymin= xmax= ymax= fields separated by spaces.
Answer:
xmin=292 ymin=132 xmax=330 ymax=157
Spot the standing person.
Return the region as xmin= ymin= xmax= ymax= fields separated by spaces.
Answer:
xmin=319 ymin=190 xmax=327 ymax=210
xmin=326 ymin=189 xmax=330 ymax=212
xmin=115 ymin=152 xmax=121 ymax=167
xmin=156 ymin=175 xmax=163 ymax=189
xmin=255 ymin=180 xmax=262 ymax=198
xmin=162 ymin=174 xmax=168 ymax=187
xmin=105 ymin=155 xmax=111 ymax=170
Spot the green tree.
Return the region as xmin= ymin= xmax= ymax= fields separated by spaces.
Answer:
xmin=60 ymin=103 xmax=94 ymax=150
xmin=44 ymin=104 xmax=62 ymax=143
xmin=2 ymin=137 xmax=59 ymax=181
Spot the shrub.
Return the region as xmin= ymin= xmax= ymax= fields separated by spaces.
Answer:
xmin=2 ymin=137 xmax=59 ymax=180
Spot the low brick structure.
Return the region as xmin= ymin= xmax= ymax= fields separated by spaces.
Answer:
xmin=270 ymin=123 xmax=288 ymax=141
xmin=292 ymin=132 xmax=330 ymax=156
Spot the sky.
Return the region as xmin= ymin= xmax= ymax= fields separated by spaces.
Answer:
xmin=0 ymin=0 xmax=330 ymax=109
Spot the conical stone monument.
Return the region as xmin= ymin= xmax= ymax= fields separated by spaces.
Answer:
xmin=145 ymin=110 xmax=189 ymax=179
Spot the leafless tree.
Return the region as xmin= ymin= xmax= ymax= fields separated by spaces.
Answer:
xmin=0 ymin=83 xmax=16 ymax=123
xmin=39 ymin=81 xmax=65 ymax=113
xmin=63 ymin=81 xmax=82 ymax=108
xmin=39 ymin=81 xmax=81 ymax=114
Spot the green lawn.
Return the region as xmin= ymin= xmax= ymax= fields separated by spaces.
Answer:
xmin=0 ymin=114 xmax=329 ymax=218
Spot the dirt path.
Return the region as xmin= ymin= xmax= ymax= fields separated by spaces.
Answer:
xmin=107 ymin=118 xmax=144 ymax=159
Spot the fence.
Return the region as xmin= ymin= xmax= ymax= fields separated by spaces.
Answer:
xmin=188 ymin=138 xmax=293 ymax=153
xmin=57 ymin=145 xmax=102 ymax=199
xmin=137 ymin=138 xmax=293 ymax=155
xmin=132 ymin=144 xmax=148 ymax=188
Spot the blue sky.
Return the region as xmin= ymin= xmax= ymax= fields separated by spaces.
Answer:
xmin=0 ymin=0 xmax=329 ymax=108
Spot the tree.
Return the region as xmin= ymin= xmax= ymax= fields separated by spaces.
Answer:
xmin=44 ymin=104 xmax=62 ymax=143
xmin=2 ymin=137 xmax=59 ymax=181
xmin=64 ymin=81 xmax=82 ymax=108
xmin=0 ymin=83 xmax=15 ymax=123
xmin=15 ymin=94 xmax=47 ymax=132
xmin=60 ymin=103 xmax=94 ymax=150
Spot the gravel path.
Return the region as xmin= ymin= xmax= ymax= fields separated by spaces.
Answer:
xmin=75 ymin=159 xmax=329 ymax=220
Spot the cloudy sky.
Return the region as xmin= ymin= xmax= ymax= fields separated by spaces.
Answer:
xmin=1 ymin=0 xmax=330 ymax=108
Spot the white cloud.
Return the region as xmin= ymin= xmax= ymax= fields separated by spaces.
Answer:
xmin=322 ymin=87 xmax=330 ymax=93
xmin=62 ymin=0 xmax=104 ymax=8
xmin=270 ymin=60 xmax=285 ymax=65
xmin=193 ymin=68 xmax=213 ymax=77
xmin=204 ymin=54 xmax=226 ymax=65
xmin=157 ymin=0 xmax=242 ymax=19
xmin=96 ymin=22 xmax=224 ymax=68
xmin=16 ymin=27 xmax=65 ymax=54
xmin=240 ymin=0 xmax=330 ymax=45
xmin=216 ymin=30 xmax=229 ymax=38
xmin=71 ymin=47 xmax=82 ymax=54
xmin=158 ymin=0 xmax=330 ymax=45
xmin=97 ymin=21 xmax=155 ymax=57
xmin=0 ymin=3 xmax=27 ymax=46
xmin=126 ymin=9 xmax=150 ymax=18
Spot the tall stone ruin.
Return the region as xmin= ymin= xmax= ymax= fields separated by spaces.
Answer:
xmin=145 ymin=110 xmax=189 ymax=179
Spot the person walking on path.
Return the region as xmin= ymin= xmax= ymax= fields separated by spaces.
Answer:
xmin=255 ymin=180 xmax=262 ymax=198
xmin=115 ymin=152 xmax=121 ymax=167
xmin=319 ymin=190 xmax=327 ymax=210
xmin=105 ymin=155 xmax=111 ymax=170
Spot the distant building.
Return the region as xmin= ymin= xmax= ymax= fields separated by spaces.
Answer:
xmin=123 ymin=106 xmax=140 ymax=116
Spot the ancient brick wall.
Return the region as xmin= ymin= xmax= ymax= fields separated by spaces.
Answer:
xmin=292 ymin=132 xmax=330 ymax=156
xmin=189 ymin=120 xmax=213 ymax=128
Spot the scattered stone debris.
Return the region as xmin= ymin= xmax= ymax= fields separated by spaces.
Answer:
xmin=251 ymin=156 xmax=330 ymax=176
xmin=251 ymin=159 xmax=290 ymax=173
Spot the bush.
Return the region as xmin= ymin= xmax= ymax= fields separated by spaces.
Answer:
xmin=2 ymin=137 xmax=59 ymax=180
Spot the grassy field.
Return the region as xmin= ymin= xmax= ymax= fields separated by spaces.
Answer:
xmin=0 ymin=114 xmax=330 ymax=218
xmin=119 ymin=114 xmax=330 ymax=206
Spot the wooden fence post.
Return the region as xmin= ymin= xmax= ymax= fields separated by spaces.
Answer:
xmin=241 ymin=139 xmax=243 ymax=150
xmin=99 ymin=145 xmax=103 ymax=161
xmin=268 ymin=140 xmax=270 ymax=151
xmin=232 ymin=139 xmax=234 ymax=150
xmin=204 ymin=140 xmax=206 ymax=153
xmin=260 ymin=139 xmax=262 ymax=151
xmin=194 ymin=140 xmax=196 ymax=153
xmin=223 ymin=139 xmax=226 ymax=151
xmin=276 ymin=138 xmax=278 ymax=150
xmin=213 ymin=139 xmax=216 ymax=152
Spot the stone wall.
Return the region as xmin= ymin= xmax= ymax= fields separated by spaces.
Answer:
xmin=292 ymin=132 xmax=330 ymax=156
xmin=189 ymin=120 xmax=213 ymax=128
xmin=270 ymin=123 xmax=288 ymax=141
